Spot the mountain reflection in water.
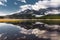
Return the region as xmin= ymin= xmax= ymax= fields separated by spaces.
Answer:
xmin=0 ymin=22 xmax=60 ymax=40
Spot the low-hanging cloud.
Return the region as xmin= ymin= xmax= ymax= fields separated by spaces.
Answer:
xmin=45 ymin=9 xmax=60 ymax=15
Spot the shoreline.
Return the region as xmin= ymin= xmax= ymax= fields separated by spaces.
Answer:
xmin=0 ymin=19 xmax=60 ymax=23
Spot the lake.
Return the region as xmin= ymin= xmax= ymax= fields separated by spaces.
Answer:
xmin=0 ymin=21 xmax=60 ymax=40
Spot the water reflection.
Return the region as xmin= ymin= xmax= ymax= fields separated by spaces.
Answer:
xmin=0 ymin=21 xmax=60 ymax=40
xmin=8 ymin=21 xmax=60 ymax=40
xmin=8 ymin=22 xmax=60 ymax=31
xmin=0 ymin=23 xmax=50 ymax=40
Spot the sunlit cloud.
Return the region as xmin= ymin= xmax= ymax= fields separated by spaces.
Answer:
xmin=19 ymin=0 xmax=60 ymax=11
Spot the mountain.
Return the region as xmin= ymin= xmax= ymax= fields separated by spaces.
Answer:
xmin=0 ymin=16 xmax=4 ymax=19
xmin=5 ymin=9 xmax=46 ymax=19
xmin=4 ymin=7 xmax=60 ymax=19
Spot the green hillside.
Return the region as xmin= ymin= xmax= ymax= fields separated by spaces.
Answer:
xmin=39 ymin=14 xmax=60 ymax=19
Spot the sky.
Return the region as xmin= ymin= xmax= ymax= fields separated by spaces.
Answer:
xmin=0 ymin=0 xmax=60 ymax=16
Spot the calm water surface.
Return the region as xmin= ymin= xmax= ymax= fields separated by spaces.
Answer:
xmin=0 ymin=21 xmax=60 ymax=40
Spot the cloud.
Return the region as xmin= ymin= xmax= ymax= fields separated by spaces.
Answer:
xmin=20 ymin=2 xmax=47 ymax=11
xmin=35 ymin=15 xmax=44 ymax=17
xmin=17 ymin=0 xmax=26 ymax=3
xmin=19 ymin=0 xmax=60 ymax=11
xmin=0 ymin=2 xmax=4 ymax=5
xmin=49 ymin=0 xmax=60 ymax=7
xmin=20 ymin=5 xmax=32 ymax=11
xmin=45 ymin=9 xmax=60 ymax=15
xmin=19 ymin=0 xmax=48 ymax=11
xmin=0 ymin=0 xmax=7 ymax=6
xmin=32 ymin=1 xmax=48 ymax=11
